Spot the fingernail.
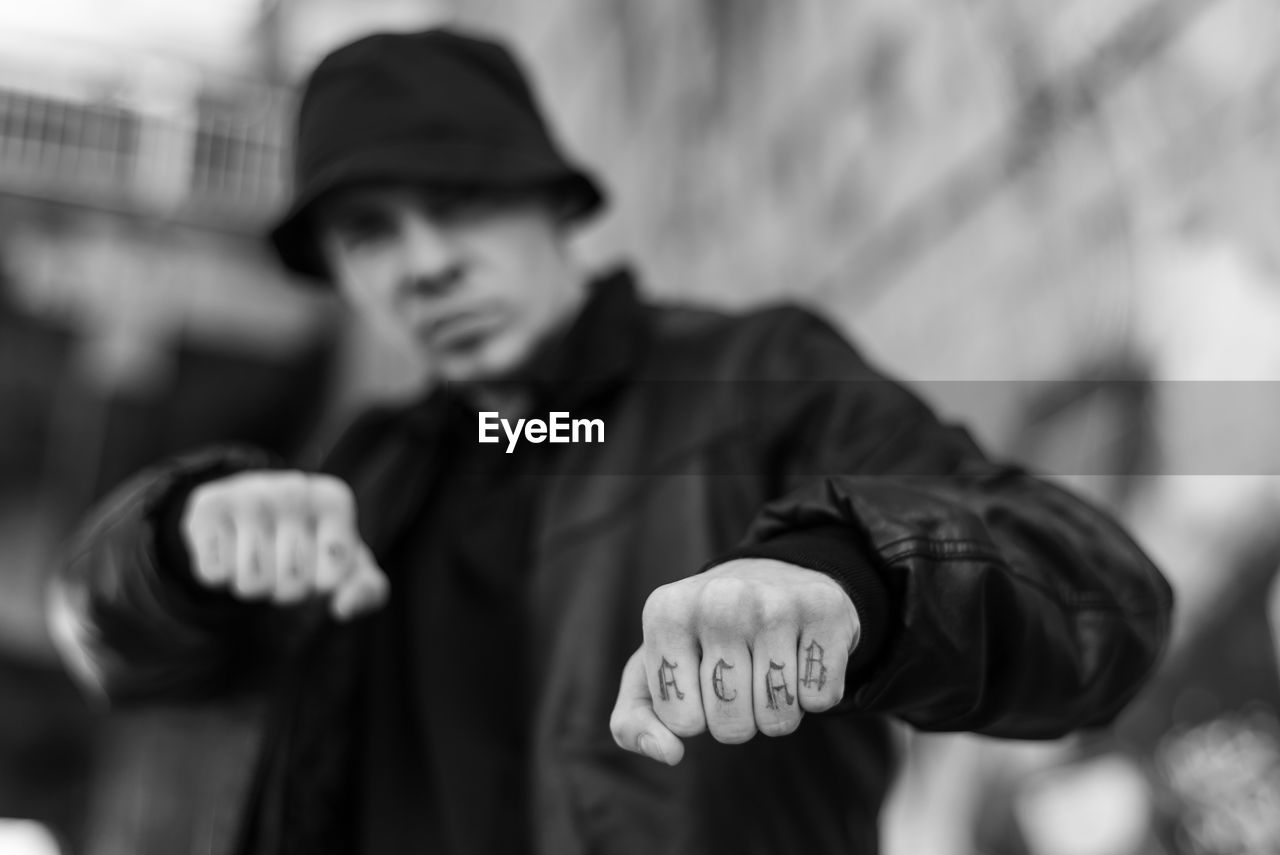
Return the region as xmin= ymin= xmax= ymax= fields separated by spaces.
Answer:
xmin=637 ymin=733 xmax=662 ymax=762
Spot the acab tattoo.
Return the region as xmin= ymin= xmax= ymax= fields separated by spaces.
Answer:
xmin=712 ymin=658 xmax=737 ymax=702
xmin=801 ymin=640 xmax=827 ymax=691
xmin=658 ymin=657 xmax=685 ymax=701
xmin=765 ymin=660 xmax=795 ymax=709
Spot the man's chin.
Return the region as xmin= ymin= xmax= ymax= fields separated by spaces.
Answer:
xmin=432 ymin=343 xmax=531 ymax=387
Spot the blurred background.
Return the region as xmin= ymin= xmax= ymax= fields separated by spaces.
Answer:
xmin=2 ymin=1 xmax=1279 ymax=853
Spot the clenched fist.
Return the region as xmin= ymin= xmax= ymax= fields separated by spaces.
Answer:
xmin=180 ymin=470 xmax=389 ymax=620
xmin=610 ymin=559 xmax=860 ymax=765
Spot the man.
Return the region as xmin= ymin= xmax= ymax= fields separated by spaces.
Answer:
xmin=49 ymin=28 xmax=1173 ymax=855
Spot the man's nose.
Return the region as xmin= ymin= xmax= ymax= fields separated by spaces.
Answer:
xmin=399 ymin=214 xmax=464 ymax=296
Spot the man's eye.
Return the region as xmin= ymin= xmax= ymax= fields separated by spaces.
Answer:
xmin=426 ymin=196 xmax=497 ymax=224
xmin=332 ymin=216 xmax=394 ymax=246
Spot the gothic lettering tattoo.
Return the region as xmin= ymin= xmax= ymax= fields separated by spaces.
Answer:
xmin=712 ymin=658 xmax=737 ymax=702
xmin=658 ymin=657 xmax=685 ymax=701
xmin=765 ymin=660 xmax=795 ymax=709
xmin=801 ymin=640 xmax=827 ymax=691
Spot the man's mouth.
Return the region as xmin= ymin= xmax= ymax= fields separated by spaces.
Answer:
xmin=420 ymin=309 xmax=507 ymax=352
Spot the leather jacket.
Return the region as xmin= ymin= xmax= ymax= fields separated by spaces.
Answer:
xmin=51 ymin=275 xmax=1173 ymax=854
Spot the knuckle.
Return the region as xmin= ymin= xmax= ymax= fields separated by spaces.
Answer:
xmin=695 ymin=577 xmax=757 ymax=626
xmin=185 ymin=483 xmax=216 ymax=517
xmin=308 ymin=475 xmax=356 ymax=516
xmin=270 ymin=471 xmax=311 ymax=511
xmin=641 ymin=583 xmax=694 ymax=631
xmin=805 ymin=592 xmax=850 ymax=628
xmin=228 ymin=488 xmax=271 ymax=528
xmin=756 ymin=597 xmax=796 ymax=632
xmin=184 ymin=484 xmax=229 ymax=534
xmin=697 ymin=576 xmax=752 ymax=607
xmin=179 ymin=508 xmax=206 ymax=544
xmin=223 ymin=470 xmax=276 ymax=502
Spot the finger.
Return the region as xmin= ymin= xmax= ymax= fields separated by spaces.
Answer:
xmin=186 ymin=509 xmax=235 ymax=588
xmin=644 ymin=643 xmax=705 ymax=738
xmin=310 ymin=478 xmax=359 ymax=592
xmin=313 ymin=513 xmax=358 ymax=593
xmin=609 ymin=648 xmax=684 ymax=766
xmin=753 ymin=623 xmax=803 ymax=737
xmin=330 ymin=545 xmax=389 ymax=621
xmin=641 ymin=587 xmax=706 ymax=738
xmin=272 ymin=512 xmax=314 ymax=605
xmin=232 ymin=513 xmax=275 ymax=599
xmin=698 ymin=641 xmax=755 ymax=744
xmin=796 ymin=630 xmax=851 ymax=713
xmin=181 ymin=487 xmax=235 ymax=587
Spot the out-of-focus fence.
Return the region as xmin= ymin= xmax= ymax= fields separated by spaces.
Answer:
xmin=0 ymin=69 xmax=286 ymax=231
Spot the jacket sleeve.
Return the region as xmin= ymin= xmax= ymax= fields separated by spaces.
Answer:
xmin=714 ymin=306 xmax=1173 ymax=739
xmin=48 ymin=445 xmax=282 ymax=706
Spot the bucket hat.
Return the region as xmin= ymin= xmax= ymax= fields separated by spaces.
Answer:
xmin=268 ymin=28 xmax=606 ymax=281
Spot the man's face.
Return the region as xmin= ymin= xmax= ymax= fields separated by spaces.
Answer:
xmin=315 ymin=184 xmax=585 ymax=384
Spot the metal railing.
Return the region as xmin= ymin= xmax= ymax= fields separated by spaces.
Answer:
xmin=0 ymin=74 xmax=289 ymax=232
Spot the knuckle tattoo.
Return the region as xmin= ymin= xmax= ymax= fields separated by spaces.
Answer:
xmin=711 ymin=657 xmax=738 ymax=702
xmin=656 ymin=657 xmax=686 ymax=702
xmin=800 ymin=639 xmax=829 ymax=692
xmin=764 ymin=660 xmax=796 ymax=710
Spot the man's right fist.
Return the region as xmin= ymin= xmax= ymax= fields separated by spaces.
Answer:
xmin=179 ymin=470 xmax=389 ymax=621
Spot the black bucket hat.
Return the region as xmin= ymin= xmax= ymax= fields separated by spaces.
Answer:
xmin=268 ymin=28 xmax=606 ymax=282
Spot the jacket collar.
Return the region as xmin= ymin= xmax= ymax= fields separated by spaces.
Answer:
xmin=523 ymin=264 xmax=649 ymax=411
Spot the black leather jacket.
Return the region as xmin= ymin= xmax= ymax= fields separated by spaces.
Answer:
xmin=51 ymin=275 xmax=1172 ymax=854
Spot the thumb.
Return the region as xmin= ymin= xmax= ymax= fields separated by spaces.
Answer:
xmin=610 ymin=647 xmax=685 ymax=766
xmin=330 ymin=544 xmax=390 ymax=621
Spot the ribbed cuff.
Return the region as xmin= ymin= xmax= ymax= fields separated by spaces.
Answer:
xmin=704 ymin=525 xmax=892 ymax=681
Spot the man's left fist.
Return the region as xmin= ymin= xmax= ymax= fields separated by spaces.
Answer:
xmin=610 ymin=558 xmax=860 ymax=765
